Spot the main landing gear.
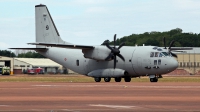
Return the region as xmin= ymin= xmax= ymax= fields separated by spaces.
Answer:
xmin=94 ymin=77 xmax=131 ymax=82
xmin=94 ymin=77 xmax=101 ymax=82
xmin=104 ymin=77 xmax=111 ymax=82
xmin=114 ymin=77 xmax=121 ymax=82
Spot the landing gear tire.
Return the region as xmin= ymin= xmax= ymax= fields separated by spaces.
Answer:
xmin=94 ymin=77 xmax=101 ymax=82
xmin=104 ymin=77 xmax=111 ymax=82
xmin=150 ymin=78 xmax=158 ymax=82
xmin=124 ymin=77 xmax=131 ymax=82
xmin=115 ymin=77 xmax=121 ymax=82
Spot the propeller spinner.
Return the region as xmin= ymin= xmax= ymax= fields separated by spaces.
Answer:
xmin=105 ymin=34 xmax=125 ymax=69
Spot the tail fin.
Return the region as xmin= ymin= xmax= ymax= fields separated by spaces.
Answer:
xmin=35 ymin=4 xmax=69 ymax=48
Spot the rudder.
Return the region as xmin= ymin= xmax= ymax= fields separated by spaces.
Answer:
xmin=35 ymin=4 xmax=69 ymax=48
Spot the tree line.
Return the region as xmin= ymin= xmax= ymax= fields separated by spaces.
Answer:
xmin=102 ymin=28 xmax=200 ymax=47
xmin=0 ymin=50 xmax=45 ymax=58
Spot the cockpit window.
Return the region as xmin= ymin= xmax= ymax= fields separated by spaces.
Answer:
xmin=159 ymin=53 xmax=164 ymax=57
xmin=157 ymin=48 xmax=162 ymax=51
xmin=162 ymin=52 xmax=169 ymax=56
xmin=150 ymin=52 xmax=154 ymax=57
xmin=155 ymin=52 xmax=159 ymax=57
xmin=153 ymin=47 xmax=158 ymax=50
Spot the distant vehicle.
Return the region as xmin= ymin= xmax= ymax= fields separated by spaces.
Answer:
xmin=27 ymin=68 xmax=44 ymax=74
xmin=27 ymin=68 xmax=35 ymax=74
xmin=0 ymin=66 xmax=10 ymax=75
xmin=34 ymin=68 xmax=44 ymax=74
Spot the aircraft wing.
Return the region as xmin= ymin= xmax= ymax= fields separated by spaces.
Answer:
xmin=9 ymin=48 xmax=48 ymax=51
xmin=28 ymin=43 xmax=94 ymax=49
xmin=170 ymin=47 xmax=193 ymax=51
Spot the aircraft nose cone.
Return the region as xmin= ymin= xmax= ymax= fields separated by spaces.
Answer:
xmin=171 ymin=59 xmax=178 ymax=70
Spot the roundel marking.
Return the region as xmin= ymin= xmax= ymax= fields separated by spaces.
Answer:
xmin=46 ymin=25 xmax=49 ymax=30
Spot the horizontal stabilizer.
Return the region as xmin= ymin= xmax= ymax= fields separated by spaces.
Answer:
xmin=28 ymin=43 xmax=94 ymax=49
xmin=9 ymin=48 xmax=48 ymax=51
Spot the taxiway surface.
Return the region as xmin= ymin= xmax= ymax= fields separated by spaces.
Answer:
xmin=0 ymin=82 xmax=200 ymax=112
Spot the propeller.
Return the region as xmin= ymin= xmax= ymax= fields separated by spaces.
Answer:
xmin=163 ymin=37 xmax=177 ymax=58
xmin=105 ymin=34 xmax=125 ymax=69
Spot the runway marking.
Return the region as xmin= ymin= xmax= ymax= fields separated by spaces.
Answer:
xmin=89 ymin=104 xmax=135 ymax=109
xmin=0 ymin=105 xmax=9 ymax=107
xmin=61 ymin=109 xmax=80 ymax=112
xmin=32 ymin=84 xmax=200 ymax=88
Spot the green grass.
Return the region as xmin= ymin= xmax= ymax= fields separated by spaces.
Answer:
xmin=0 ymin=75 xmax=200 ymax=82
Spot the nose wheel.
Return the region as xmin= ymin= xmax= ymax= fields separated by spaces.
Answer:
xmin=150 ymin=78 xmax=158 ymax=82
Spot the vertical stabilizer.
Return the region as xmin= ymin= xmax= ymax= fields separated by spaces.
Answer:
xmin=35 ymin=4 xmax=69 ymax=48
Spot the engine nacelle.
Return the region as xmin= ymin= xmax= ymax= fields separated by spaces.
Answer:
xmin=87 ymin=68 xmax=127 ymax=78
xmin=82 ymin=46 xmax=111 ymax=61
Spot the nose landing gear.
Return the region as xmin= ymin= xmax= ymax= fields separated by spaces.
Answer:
xmin=149 ymin=74 xmax=161 ymax=82
xmin=150 ymin=78 xmax=158 ymax=82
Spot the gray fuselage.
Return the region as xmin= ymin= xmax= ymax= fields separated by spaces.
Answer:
xmin=37 ymin=46 xmax=178 ymax=77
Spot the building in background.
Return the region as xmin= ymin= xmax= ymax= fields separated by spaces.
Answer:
xmin=168 ymin=47 xmax=200 ymax=75
xmin=0 ymin=56 xmax=14 ymax=75
xmin=14 ymin=58 xmax=64 ymax=74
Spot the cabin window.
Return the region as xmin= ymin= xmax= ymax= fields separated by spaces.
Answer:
xmin=76 ymin=60 xmax=79 ymax=66
xmin=154 ymin=60 xmax=157 ymax=65
xmin=150 ymin=52 xmax=154 ymax=57
xmin=155 ymin=52 xmax=159 ymax=57
xmin=158 ymin=59 xmax=161 ymax=65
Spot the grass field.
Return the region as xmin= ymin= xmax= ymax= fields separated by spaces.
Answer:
xmin=0 ymin=74 xmax=200 ymax=82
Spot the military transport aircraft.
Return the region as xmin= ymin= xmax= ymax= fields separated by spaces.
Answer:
xmin=11 ymin=4 xmax=192 ymax=82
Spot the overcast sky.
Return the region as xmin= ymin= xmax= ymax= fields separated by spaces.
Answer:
xmin=0 ymin=0 xmax=200 ymax=50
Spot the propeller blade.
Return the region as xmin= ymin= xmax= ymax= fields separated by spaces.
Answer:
xmin=116 ymin=53 xmax=125 ymax=61
xmin=163 ymin=37 xmax=166 ymax=49
xmin=105 ymin=53 xmax=113 ymax=61
xmin=171 ymin=52 xmax=178 ymax=58
xmin=118 ymin=42 xmax=125 ymax=49
xmin=114 ymin=55 xmax=116 ymax=69
xmin=169 ymin=40 xmax=175 ymax=50
xmin=105 ymin=43 xmax=113 ymax=51
xmin=114 ymin=34 xmax=116 ymax=48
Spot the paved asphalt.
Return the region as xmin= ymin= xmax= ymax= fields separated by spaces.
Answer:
xmin=0 ymin=82 xmax=200 ymax=112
